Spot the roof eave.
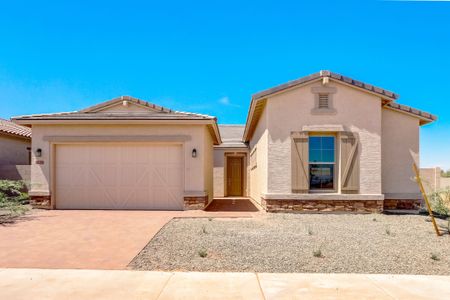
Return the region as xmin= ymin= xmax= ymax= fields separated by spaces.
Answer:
xmin=383 ymin=105 xmax=437 ymax=125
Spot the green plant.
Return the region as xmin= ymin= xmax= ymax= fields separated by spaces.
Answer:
xmin=313 ymin=249 xmax=323 ymax=258
xmin=198 ymin=249 xmax=207 ymax=258
xmin=201 ymin=224 xmax=208 ymax=234
xmin=307 ymin=226 xmax=313 ymax=236
xmin=385 ymin=227 xmax=391 ymax=235
xmin=0 ymin=180 xmax=29 ymax=215
xmin=428 ymin=189 xmax=450 ymax=217
xmin=372 ymin=217 xmax=377 ymax=222
xmin=208 ymin=217 xmax=212 ymax=221
xmin=431 ymin=253 xmax=440 ymax=261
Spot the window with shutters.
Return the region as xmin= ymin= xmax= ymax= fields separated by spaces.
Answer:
xmin=309 ymin=135 xmax=335 ymax=190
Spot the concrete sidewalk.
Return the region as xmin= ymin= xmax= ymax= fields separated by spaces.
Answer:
xmin=1 ymin=269 xmax=449 ymax=299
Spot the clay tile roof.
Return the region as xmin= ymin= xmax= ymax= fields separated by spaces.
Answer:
xmin=0 ymin=119 xmax=31 ymax=138
xmin=215 ymin=125 xmax=247 ymax=148
xmin=12 ymin=96 xmax=217 ymax=121
xmin=252 ymin=70 xmax=400 ymax=101
xmin=386 ymin=102 xmax=437 ymax=124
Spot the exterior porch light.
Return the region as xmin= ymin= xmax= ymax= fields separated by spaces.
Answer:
xmin=192 ymin=148 xmax=197 ymax=158
xmin=35 ymin=148 xmax=42 ymax=157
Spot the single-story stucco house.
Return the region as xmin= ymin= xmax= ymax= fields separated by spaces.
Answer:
xmin=0 ymin=119 xmax=31 ymax=181
xmin=13 ymin=70 xmax=436 ymax=212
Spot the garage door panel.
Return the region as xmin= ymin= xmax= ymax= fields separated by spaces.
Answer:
xmin=55 ymin=144 xmax=184 ymax=210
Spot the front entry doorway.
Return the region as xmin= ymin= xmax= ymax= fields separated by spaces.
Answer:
xmin=226 ymin=156 xmax=244 ymax=196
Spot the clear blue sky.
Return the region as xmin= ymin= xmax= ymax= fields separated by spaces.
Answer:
xmin=1 ymin=0 xmax=449 ymax=169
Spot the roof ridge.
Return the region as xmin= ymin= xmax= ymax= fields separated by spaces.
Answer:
xmin=252 ymin=70 xmax=399 ymax=101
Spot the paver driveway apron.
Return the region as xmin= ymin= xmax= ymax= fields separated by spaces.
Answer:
xmin=0 ymin=210 xmax=174 ymax=269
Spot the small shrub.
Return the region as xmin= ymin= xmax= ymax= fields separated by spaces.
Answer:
xmin=208 ymin=217 xmax=212 ymax=221
xmin=0 ymin=180 xmax=29 ymax=215
xmin=428 ymin=189 xmax=450 ymax=217
xmin=313 ymin=249 xmax=323 ymax=258
xmin=431 ymin=253 xmax=440 ymax=261
xmin=385 ymin=227 xmax=391 ymax=235
xmin=201 ymin=225 xmax=208 ymax=234
xmin=198 ymin=249 xmax=207 ymax=258
xmin=307 ymin=226 xmax=313 ymax=236
xmin=372 ymin=218 xmax=377 ymax=222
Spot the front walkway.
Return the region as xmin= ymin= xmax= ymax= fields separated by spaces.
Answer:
xmin=0 ymin=268 xmax=449 ymax=299
xmin=0 ymin=209 xmax=258 ymax=270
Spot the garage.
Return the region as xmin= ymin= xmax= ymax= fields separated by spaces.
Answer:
xmin=55 ymin=143 xmax=184 ymax=210
xmin=13 ymin=96 xmax=221 ymax=210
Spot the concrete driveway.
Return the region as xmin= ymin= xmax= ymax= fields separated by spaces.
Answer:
xmin=0 ymin=210 xmax=176 ymax=269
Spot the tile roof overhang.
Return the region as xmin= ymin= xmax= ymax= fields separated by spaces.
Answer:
xmin=243 ymin=70 xmax=437 ymax=142
xmin=0 ymin=119 xmax=31 ymax=139
xmin=12 ymin=96 xmax=222 ymax=145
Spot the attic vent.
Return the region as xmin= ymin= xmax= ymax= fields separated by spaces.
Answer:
xmin=318 ymin=94 xmax=329 ymax=109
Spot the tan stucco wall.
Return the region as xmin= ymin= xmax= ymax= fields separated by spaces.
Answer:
xmin=30 ymin=124 xmax=212 ymax=199
xmin=249 ymin=107 xmax=268 ymax=203
xmin=213 ymin=147 xmax=249 ymax=198
xmin=260 ymin=81 xmax=382 ymax=196
xmin=382 ymin=109 xmax=420 ymax=199
xmin=0 ymin=134 xmax=30 ymax=165
xmin=203 ymin=127 xmax=214 ymax=203
xmin=421 ymin=167 xmax=450 ymax=195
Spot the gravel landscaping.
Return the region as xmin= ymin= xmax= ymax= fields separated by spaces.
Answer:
xmin=129 ymin=214 xmax=450 ymax=275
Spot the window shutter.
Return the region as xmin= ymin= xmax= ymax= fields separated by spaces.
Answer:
xmin=291 ymin=132 xmax=309 ymax=193
xmin=340 ymin=132 xmax=359 ymax=193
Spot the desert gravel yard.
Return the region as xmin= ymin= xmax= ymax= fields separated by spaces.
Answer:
xmin=129 ymin=214 xmax=450 ymax=275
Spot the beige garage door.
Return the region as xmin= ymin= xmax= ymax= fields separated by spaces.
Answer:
xmin=55 ymin=143 xmax=184 ymax=210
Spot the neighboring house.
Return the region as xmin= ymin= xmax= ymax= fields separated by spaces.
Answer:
xmin=13 ymin=70 xmax=436 ymax=212
xmin=0 ymin=119 xmax=31 ymax=181
xmin=13 ymin=97 xmax=221 ymax=209
xmin=421 ymin=167 xmax=450 ymax=195
xmin=214 ymin=71 xmax=436 ymax=212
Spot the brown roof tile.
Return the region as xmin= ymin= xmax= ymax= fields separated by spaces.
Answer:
xmin=0 ymin=119 xmax=31 ymax=138
xmin=252 ymin=70 xmax=400 ymax=101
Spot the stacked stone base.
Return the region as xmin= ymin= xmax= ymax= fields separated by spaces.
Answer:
xmin=30 ymin=195 xmax=51 ymax=208
xmin=262 ymin=199 xmax=384 ymax=213
xmin=383 ymin=199 xmax=422 ymax=210
xmin=184 ymin=196 xmax=208 ymax=210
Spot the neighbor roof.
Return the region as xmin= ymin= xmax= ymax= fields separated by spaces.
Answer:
xmin=12 ymin=96 xmax=222 ymax=144
xmin=215 ymin=125 xmax=246 ymax=148
xmin=0 ymin=119 xmax=31 ymax=139
xmin=244 ymin=70 xmax=437 ymax=142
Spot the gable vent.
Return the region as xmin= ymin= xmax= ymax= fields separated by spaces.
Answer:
xmin=318 ymin=94 xmax=329 ymax=109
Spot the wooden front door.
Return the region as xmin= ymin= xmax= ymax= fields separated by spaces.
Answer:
xmin=227 ymin=157 xmax=243 ymax=196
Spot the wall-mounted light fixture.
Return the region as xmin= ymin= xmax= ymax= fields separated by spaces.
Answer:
xmin=192 ymin=148 xmax=197 ymax=158
xmin=36 ymin=148 xmax=42 ymax=157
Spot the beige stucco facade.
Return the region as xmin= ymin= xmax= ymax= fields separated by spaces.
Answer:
xmin=29 ymin=123 xmax=214 ymax=207
xmin=249 ymin=107 xmax=268 ymax=203
xmin=0 ymin=134 xmax=30 ymax=165
xmin=14 ymin=72 xmax=435 ymax=212
xmin=213 ymin=72 xmax=435 ymax=212
xmin=381 ymin=108 xmax=420 ymax=199
xmin=261 ymin=81 xmax=382 ymax=198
